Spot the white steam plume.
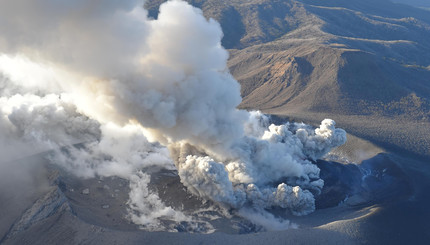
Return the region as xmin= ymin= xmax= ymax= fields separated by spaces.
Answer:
xmin=0 ymin=94 xmax=100 ymax=161
xmin=0 ymin=0 xmax=346 ymax=230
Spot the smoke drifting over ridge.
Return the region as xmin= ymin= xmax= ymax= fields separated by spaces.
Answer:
xmin=0 ymin=0 xmax=346 ymax=231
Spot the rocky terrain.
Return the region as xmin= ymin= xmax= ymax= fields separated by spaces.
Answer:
xmin=146 ymin=0 xmax=430 ymax=158
xmin=2 ymin=0 xmax=430 ymax=244
xmin=3 ymin=136 xmax=426 ymax=245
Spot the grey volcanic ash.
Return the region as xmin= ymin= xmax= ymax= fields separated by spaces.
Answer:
xmin=0 ymin=0 xmax=347 ymax=233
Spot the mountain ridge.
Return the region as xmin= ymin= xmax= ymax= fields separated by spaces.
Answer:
xmin=145 ymin=0 xmax=430 ymax=157
xmin=145 ymin=0 xmax=430 ymax=116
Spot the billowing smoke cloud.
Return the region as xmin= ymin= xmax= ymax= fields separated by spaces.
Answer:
xmin=0 ymin=0 xmax=346 ymax=231
xmin=173 ymin=112 xmax=345 ymax=216
xmin=0 ymin=93 xmax=100 ymax=161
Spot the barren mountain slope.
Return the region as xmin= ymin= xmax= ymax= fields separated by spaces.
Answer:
xmin=146 ymin=0 xmax=430 ymax=157
xmin=146 ymin=0 xmax=430 ymax=117
xmin=2 ymin=1 xmax=430 ymax=244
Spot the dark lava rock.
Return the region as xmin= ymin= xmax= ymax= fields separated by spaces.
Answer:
xmin=315 ymin=160 xmax=364 ymax=209
xmin=315 ymin=153 xmax=412 ymax=209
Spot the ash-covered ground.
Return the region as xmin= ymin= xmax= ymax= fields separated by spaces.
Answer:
xmin=1 ymin=0 xmax=430 ymax=244
xmin=2 ymin=130 xmax=426 ymax=245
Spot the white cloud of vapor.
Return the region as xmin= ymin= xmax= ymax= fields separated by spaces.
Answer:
xmin=0 ymin=94 xmax=101 ymax=162
xmin=0 ymin=0 xmax=346 ymax=231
